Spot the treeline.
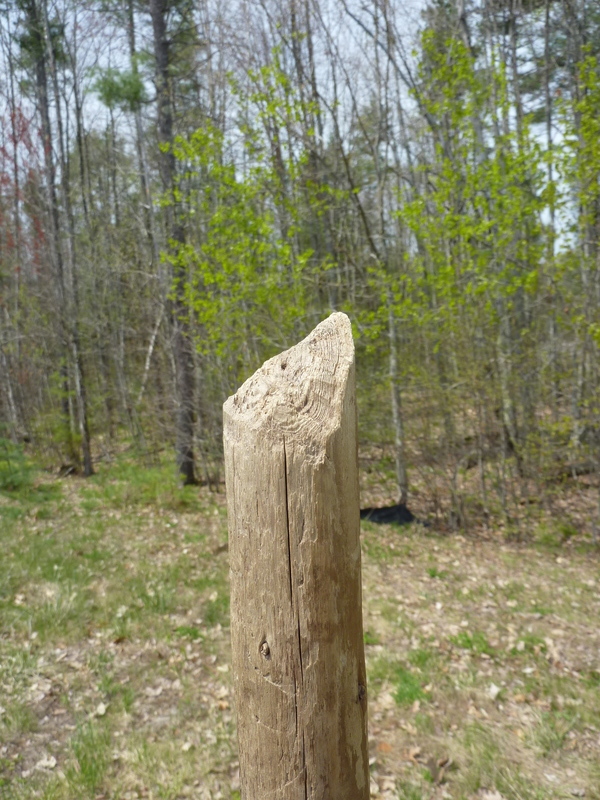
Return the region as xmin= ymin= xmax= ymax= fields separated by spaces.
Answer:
xmin=1 ymin=0 xmax=600 ymax=530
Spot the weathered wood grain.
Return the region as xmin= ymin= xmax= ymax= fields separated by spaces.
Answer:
xmin=224 ymin=312 xmax=369 ymax=800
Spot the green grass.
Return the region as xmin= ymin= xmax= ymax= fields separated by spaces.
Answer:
xmin=535 ymin=521 xmax=579 ymax=549
xmin=203 ymin=591 xmax=230 ymax=627
xmin=0 ymin=702 xmax=38 ymax=735
xmin=362 ymin=536 xmax=396 ymax=562
xmin=0 ymin=456 xmax=235 ymax=798
xmin=368 ymin=657 xmax=427 ymax=706
xmin=530 ymin=603 xmax=553 ymax=616
xmin=584 ymin=669 xmax=600 ymax=689
xmin=0 ymin=437 xmax=33 ymax=493
xmin=449 ymin=630 xmax=496 ymax=656
xmin=407 ymin=647 xmax=439 ymax=670
xmin=414 ymin=712 xmax=435 ymax=734
xmin=456 ymin=724 xmax=503 ymax=796
xmin=426 ymin=566 xmax=448 ymax=579
xmin=1 ymin=453 xmax=598 ymax=799
xmin=65 ymin=721 xmax=111 ymax=795
xmin=363 ymin=630 xmax=381 ymax=645
xmin=175 ymin=625 xmax=203 ymax=641
xmin=393 ymin=667 xmax=426 ymax=706
xmin=397 ymin=780 xmax=425 ymax=799
xmin=81 ymin=459 xmax=208 ymax=514
xmin=0 ymin=472 xmax=62 ymax=527
xmin=531 ymin=710 xmax=578 ymax=757
xmin=509 ymin=632 xmax=546 ymax=657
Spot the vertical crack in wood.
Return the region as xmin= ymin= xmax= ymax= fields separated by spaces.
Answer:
xmin=297 ymin=612 xmax=304 ymax=680
xmin=302 ymin=730 xmax=307 ymax=800
xmin=283 ymin=436 xmax=293 ymax=605
xmin=283 ymin=435 xmax=307 ymax=791
xmin=293 ymin=672 xmax=298 ymax=736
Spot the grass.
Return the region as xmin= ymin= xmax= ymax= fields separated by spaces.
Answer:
xmin=407 ymin=648 xmax=439 ymax=669
xmin=531 ymin=710 xmax=579 ymax=757
xmin=0 ymin=454 xmax=235 ymax=799
xmin=397 ymin=780 xmax=425 ymax=799
xmin=392 ymin=667 xmax=427 ymax=706
xmin=449 ymin=630 xmax=496 ymax=656
xmin=363 ymin=629 xmax=381 ymax=645
xmin=426 ymin=566 xmax=448 ymax=579
xmin=66 ymin=721 xmax=111 ymax=795
xmin=1 ymin=452 xmax=599 ymax=799
xmin=1 ymin=702 xmax=39 ymax=736
xmin=0 ymin=437 xmax=34 ymax=493
xmin=451 ymin=723 xmax=549 ymax=800
xmin=368 ymin=657 xmax=429 ymax=706
xmin=362 ymin=524 xmax=598 ymax=797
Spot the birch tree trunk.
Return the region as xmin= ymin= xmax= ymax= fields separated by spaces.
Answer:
xmin=224 ymin=312 xmax=369 ymax=800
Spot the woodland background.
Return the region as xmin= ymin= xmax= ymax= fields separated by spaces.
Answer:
xmin=2 ymin=0 xmax=600 ymax=535
xmin=2 ymin=3 xmax=600 ymax=797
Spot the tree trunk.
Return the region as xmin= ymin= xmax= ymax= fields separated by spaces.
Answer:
xmin=40 ymin=0 xmax=93 ymax=476
xmin=0 ymin=343 xmax=20 ymax=441
xmin=389 ymin=304 xmax=408 ymax=505
xmin=127 ymin=0 xmax=160 ymax=268
xmin=224 ymin=312 xmax=369 ymax=800
xmin=149 ymin=0 xmax=197 ymax=485
xmin=22 ymin=0 xmax=76 ymax=463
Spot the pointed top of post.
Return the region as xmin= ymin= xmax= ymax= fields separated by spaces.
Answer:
xmin=223 ymin=312 xmax=355 ymax=448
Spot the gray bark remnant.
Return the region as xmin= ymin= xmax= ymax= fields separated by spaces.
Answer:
xmin=224 ymin=312 xmax=369 ymax=800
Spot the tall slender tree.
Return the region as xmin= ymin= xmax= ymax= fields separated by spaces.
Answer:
xmin=149 ymin=0 xmax=198 ymax=484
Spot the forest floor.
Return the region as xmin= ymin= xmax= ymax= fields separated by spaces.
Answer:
xmin=1 ymin=454 xmax=599 ymax=800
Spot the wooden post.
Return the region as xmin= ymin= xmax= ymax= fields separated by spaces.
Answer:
xmin=224 ymin=312 xmax=369 ymax=800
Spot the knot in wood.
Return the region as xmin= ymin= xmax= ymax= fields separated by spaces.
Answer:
xmin=259 ymin=641 xmax=271 ymax=659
